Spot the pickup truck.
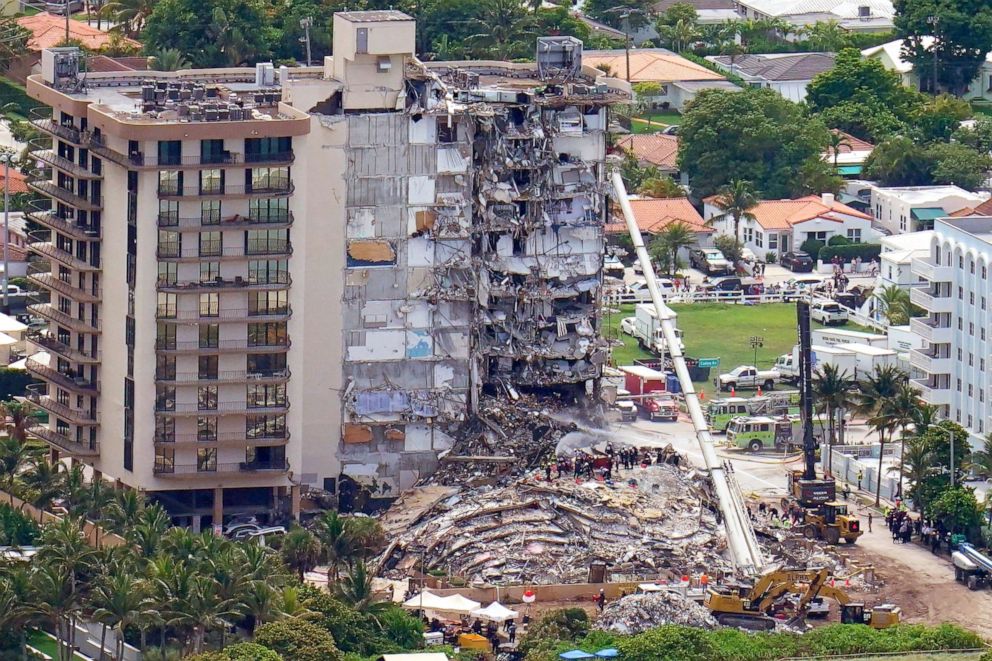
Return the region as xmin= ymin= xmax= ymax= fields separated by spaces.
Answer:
xmin=715 ymin=365 xmax=782 ymax=392
xmin=641 ymin=395 xmax=679 ymax=421
xmin=810 ymin=301 xmax=849 ymax=326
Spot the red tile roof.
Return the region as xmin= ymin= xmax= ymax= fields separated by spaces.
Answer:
xmin=615 ymin=134 xmax=679 ymax=171
xmin=85 ymin=55 xmax=149 ymax=72
xmin=703 ymin=194 xmax=871 ymax=230
xmin=0 ymin=169 xmax=28 ymax=194
xmin=17 ymin=13 xmax=140 ymax=52
xmin=607 ymin=197 xmax=710 ymax=234
xmin=830 ymin=129 xmax=874 ymax=154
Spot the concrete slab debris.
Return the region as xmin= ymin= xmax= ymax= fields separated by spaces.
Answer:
xmin=595 ymin=592 xmax=719 ymax=634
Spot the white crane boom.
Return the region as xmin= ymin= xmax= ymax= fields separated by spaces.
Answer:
xmin=609 ymin=171 xmax=764 ymax=574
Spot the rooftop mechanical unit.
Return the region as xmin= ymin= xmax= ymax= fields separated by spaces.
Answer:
xmin=536 ymin=36 xmax=582 ymax=82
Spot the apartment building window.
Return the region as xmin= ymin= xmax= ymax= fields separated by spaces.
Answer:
xmin=248 ymin=167 xmax=290 ymax=193
xmin=970 ymin=353 xmax=974 ymax=366
xmin=199 ymin=324 xmax=219 ymax=349
xmin=957 ymin=378 xmax=962 ymax=392
xmin=156 ymin=354 xmax=176 ymax=380
xmin=248 ymin=383 xmax=286 ymax=408
xmin=250 ymin=291 xmax=288 ymax=315
xmin=957 ymin=348 xmax=962 ymax=361
xmin=156 ymin=385 xmax=176 ymax=411
xmin=970 ymin=322 xmax=975 ymax=336
xmin=959 ymin=255 xmax=965 ymax=268
xmin=158 ymin=230 xmax=180 ymax=257
xmin=247 ymin=229 xmax=288 ymax=255
xmin=200 ymin=261 xmax=220 ymax=282
xmin=159 ymin=170 xmax=182 ymax=195
xmin=200 ymin=169 xmax=224 ymax=195
xmin=249 ymin=198 xmax=288 ymax=222
xmin=197 ymin=385 xmax=218 ymax=410
xmin=249 ymin=322 xmax=287 ymax=347
xmin=246 ymin=136 xmax=291 ymax=162
xmin=846 ymin=229 xmax=862 ymax=242
xmin=197 ymin=417 xmax=217 ymax=441
xmin=156 ymin=322 xmax=176 ymax=350
xmin=197 ymin=447 xmax=217 ymax=472
xmin=983 ymin=297 xmax=987 ymax=310
xmin=970 ymin=260 xmax=975 ymax=274
xmin=201 ymin=139 xmax=225 ymax=165
xmin=899 ymin=216 xmax=906 ymax=231
xmin=982 ymin=328 xmax=986 ymax=341
xmin=248 ymin=414 xmax=286 ymax=438
xmin=958 ymin=318 xmax=963 ymax=330
xmin=249 ymin=259 xmax=289 ymax=285
xmin=158 ymin=140 xmax=181 ymax=166
xmin=969 ymin=415 xmax=973 ymax=428
xmin=154 ymin=447 xmax=175 ymax=474
xmin=755 ymin=232 xmax=763 ymax=248
xmin=55 ymin=419 xmax=70 ymax=438
xmin=981 ymin=420 xmax=985 ymax=433
xmin=155 ymin=416 xmax=175 ymax=442
xmin=199 ymin=231 xmax=221 ymax=257
xmin=58 ymin=295 xmax=71 ymax=315
xmin=157 ymin=292 xmax=176 ymax=319
xmin=768 ymin=234 xmax=778 ymax=250
xmin=982 ymin=359 xmax=986 ymax=371
xmin=743 ymin=227 xmax=752 ymax=243
xmin=158 ymin=262 xmax=177 ymax=286
xmin=249 ymin=353 xmax=286 ymax=377
xmin=198 ymin=355 xmax=218 ymax=380
xmin=199 ymin=293 xmax=219 ymax=318
xmin=982 ymin=389 xmax=986 ymax=403
xmin=201 ymin=200 xmax=221 ymax=225
xmin=159 ymin=200 xmax=179 ymax=226
xmin=958 ymin=286 xmax=963 ymax=300
xmin=984 ymin=266 xmax=989 ymax=279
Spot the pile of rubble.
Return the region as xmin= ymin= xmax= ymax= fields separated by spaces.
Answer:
xmin=381 ymin=458 xmax=726 ymax=585
xmin=595 ymin=592 xmax=718 ymax=634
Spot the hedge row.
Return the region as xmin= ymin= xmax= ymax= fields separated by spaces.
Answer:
xmin=818 ymin=243 xmax=883 ymax=263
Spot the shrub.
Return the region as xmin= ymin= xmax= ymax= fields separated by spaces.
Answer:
xmin=254 ymin=619 xmax=342 ymax=661
xmin=225 ymin=643 xmax=283 ymax=661
xmin=827 ymin=235 xmax=851 ymax=246
xmin=518 ymin=608 xmax=589 ymax=658
xmin=818 ymin=243 xmax=882 ymax=263
xmin=618 ymin=625 xmax=715 ymax=661
xmin=764 ymin=251 xmax=777 ymax=264
xmin=713 ymin=234 xmax=743 ymax=265
xmin=800 ymin=238 xmax=825 ymax=261
xmin=0 ymin=503 xmax=40 ymax=545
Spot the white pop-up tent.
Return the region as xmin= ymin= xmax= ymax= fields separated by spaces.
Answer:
xmin=470 ymin=601 xmax=519 ymax=623
xmin=436 ymin=594 xmax=481 ymax=614
xmin=402 ymin=591 xmax=452 ymax=611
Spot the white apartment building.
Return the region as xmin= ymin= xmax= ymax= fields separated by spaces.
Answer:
xmin=909 ymin=216 xmax=992 ymax=448
xmin=869 ymin=185 xmax=989 ymax=235
xmin=24 ymin=15 xmax=628 ymax=528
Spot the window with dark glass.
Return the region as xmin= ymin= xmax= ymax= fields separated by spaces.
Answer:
xmin=201 ymin=139 xmax=225 ymax=165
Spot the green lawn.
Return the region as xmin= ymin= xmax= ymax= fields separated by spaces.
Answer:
xmin=630 ymin=111 xmax=682 ymax=134
xmin=28 ymin=630 xmax=88 ymax=660
xmin=972 ymin=102 xmax=992 ymax=119
xmin=604 ymin=303 xmax=870 ymax=392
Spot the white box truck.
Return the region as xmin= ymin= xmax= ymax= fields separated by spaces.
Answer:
xmin=774 ymin=344 xmax=858 ymax=384
xmin=633 ymin=303 xmax=684 ymax=356
xmin=845 ymin=342 xmax=898 ymax=379
xmin=811 ymin=328 xmax=888 ymax=349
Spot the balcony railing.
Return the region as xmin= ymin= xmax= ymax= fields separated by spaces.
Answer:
xmin=157 ymin=211 xmax=294 ymax=229
xmin=26 ymin=391 xmax=98 ymax=424
xmin=28 ymin=241 xmax=101 ymax=272
xmin=157 ymin=182 xmax=294 ymax=198
xmin=26 ymin=358 xmax=99 ymax=393
xmin=155 ymin=400 xmax=289 ymax=414
xmin=28 ymin=180 xmax=102 ymax=211
xmin=156 ymin=276 xmax=291 ymax=292
xmin=88 ymin=136 xmax=294 ymax=168
xmin=31 ymin=118 xmax=82 ymax=144
xmin=28 ymin=333 xmax=100 ymax=363
xmin=156 ymin=241 xmax=292 ymax=259
xmin=28 ymin=304 xmax=100 ymax=334
xmin=156 ymin=369 xmax=290 ymax=384
xmin=25 ymin=209 xmax=101 ymax=242
xmin=28 ymin=272 xmax=101 ymax=303
xmin=30 ymin=149 xmax=101 ymax=180
xmin=154 ymin=431 xmax=289 ymax=446
xmin=29 ymin=425 xmax=99 ymax=457
xmin=154 ymin=460 xmax=289 ymax=476
xmin=155 ymin=339 xmax=291 ymax=352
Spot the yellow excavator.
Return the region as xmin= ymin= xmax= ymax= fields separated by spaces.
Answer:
xmin=704 ymin=567 xmax=902 ymax=631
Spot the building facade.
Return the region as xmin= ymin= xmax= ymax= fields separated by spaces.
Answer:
xmin=24 ymin=15 xmax=627 ymax=527
xmin=909 ymin=216 xmax=992 ymax=448
xmin=869 ymin=185 xmax=989 ymax=235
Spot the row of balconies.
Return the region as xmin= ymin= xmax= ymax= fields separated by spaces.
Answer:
xmin=156 ymin=276 xmax=290 ymax=293
xmin=158 ymin=211 xmax=293 ymax=231
xmin=154 ymin=431 xmax=288 ymax=447
xmin=156 ymin=241 xmax=292 ymax=260
xmin=152 ymin=459 xmax=289 ymax=477
xmin=155 ymin=306 xmax=291 ymax=323
xmin=155 ymin=401 xmax=290 ymax=415
xmin=155 ymin=339 xmax=290 ymax=353
xmin=157 ymin=181 xmax=293 ymax=199
xmin=154 ymin=368 xmax=290 ymax=385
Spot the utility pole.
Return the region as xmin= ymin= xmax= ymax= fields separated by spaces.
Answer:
xmin=749 ymin=335 xmax=763 ymax=369
xmin=2 ymin=154 xmax=11 ymax=315
xmin=949 ymin=428 xmax=955 ymax=487
xmin=624 ymin=12 xmax=631 ymax=83
xmin=65 ymin=1 xmax=70 ymax=44
xmin=299 ymin=17 xmax=313 ymax=67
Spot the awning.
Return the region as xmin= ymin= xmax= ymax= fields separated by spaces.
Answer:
xmin=911 ymin=207 xmax=947 ymax=221
xmin=836 ymin=165 xmax=862 ymax=175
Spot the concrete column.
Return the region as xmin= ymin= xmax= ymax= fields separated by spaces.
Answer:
xmin=191 ymin=515 xmax=201 ymax=534
xmin=291 ymin=485 xmax=301 ymax=520
xmin=213 ymin=487 xmax=223 ymax=529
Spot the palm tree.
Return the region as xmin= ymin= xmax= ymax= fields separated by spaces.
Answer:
xmin=101 ymin=0 xmax=158 ymax=36
xmin=827 ymin=131 xmax=852 ymax=170
xmin=332 ymin=561 xmax=388 ymax=616
xmin=855 ymin=364 xmax=905 ymax=505
xmin=886 ymin=382 xmax=921 ymax=499
xmin=650 ymin=221 xmax=696 ymax=276
xmin=147 ymin=48 xmax=191 ymax=71
xmin=802 ymin=19 xmax=846 ymax=52
xmin=888 ymin=435 xmax=935 ymax=510
xmin=711 ymin=179 xmax=759 ymax=248
xmin=90 ymin=571 xmax=154 ymax=661
xmin=315 ymin=511 xmax=355 ymax=582
xmin=1 ymin=400 xmax=32 ymax=444
xmin=812 ymin=364 xmax=853 ymax=472
xmin=346 ymin=516 xmax=385 ymax=564
xmin=280 ymin=526 xmax=323 ymax=582
xmin=36 ymin=517 xmax=97 ymax=595
xmin=464 ymin=0 xmax=535 ymax=60
xmin=29 ymin=563 xmax=84 ymax=661
xmin=0 ymin=570 xmax=33 ymax=661
xmin=129 ymin=503 xmax=171 ymax=558
xmin=911 ymin=402 xmax=940 ymax=435
xmin=874 ymin=284 xmax=912 ymax=325
xmin=20 ymin=457 xmax=65 ymax=509
xmin=867 ymin=403 xmax=898 ymax=506
xmin=637 ymin=176 xmax=684 ymax=198
xmin=658 ymin=17 xmax=699 ymax=52
xmin=0 ymin=435 xmax=31 ymax=491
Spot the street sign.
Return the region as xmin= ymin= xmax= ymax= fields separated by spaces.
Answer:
xmin=698 ymin=358 xmax=720 ymax=368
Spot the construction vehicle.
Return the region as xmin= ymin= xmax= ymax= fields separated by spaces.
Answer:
xmin=787 ymin=301 xmax=863 ymax=545
xmin=706 ymin=391 xmax=800 ymax=432
xmin=704 ymin=567 xmax=902 ymax=630
xmin=952 ymin=543 xmax=992 ymax=590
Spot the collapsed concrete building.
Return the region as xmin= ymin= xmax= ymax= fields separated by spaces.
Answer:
xmin=24 ymin=10 xmax=629 ymax=525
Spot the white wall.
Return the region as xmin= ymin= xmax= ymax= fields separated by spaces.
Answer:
xmin=870 ymin=188 xmax=988 ymax=235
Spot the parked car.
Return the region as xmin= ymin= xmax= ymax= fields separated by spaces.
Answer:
xmin=810 ymin=301 xmax=849 ymax=326
xmin=46 ymin=0 xmax=83 ymax=13
xmin=699 ymin=276 xmax=743 ymax=293
xmin=690 ymin=248 xmax=733 ymax=275
xmin=661 ymin=125 xmax=679 ymax=135
xmin=625 ymin=278 xmax=677 ymax=301
xmin=620 ymin=317 xmax=637 ymax=336
xmin=715 ymin=365 xmax=783 ymax=392
xmin=613 ymin=388 xmax=638 ymax=422
xmin=604 ymin=254 xmax=625 ymax=275
xmin=781 ymin=250 xmax=815 ymax=272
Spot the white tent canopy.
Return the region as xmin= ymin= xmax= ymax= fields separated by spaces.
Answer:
xmin=436 ymin=594 xmax=481 ymax=614
xmin=470 ymin=601 xmax=519 ymax=622
xmin=402 ymin=591 xmax=452 ymax=611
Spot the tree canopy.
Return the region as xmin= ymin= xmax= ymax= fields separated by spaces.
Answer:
xmin=677 ymin=87 xmax=835 ymax=198
xmin=144 ymin=0 xmax=278 ymax=67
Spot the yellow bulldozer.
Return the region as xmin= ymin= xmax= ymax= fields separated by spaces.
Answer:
xmin=704 ymin=567 xmax=901 ymax=631
xmin=788 ymin=470 xmax=863 ymax=545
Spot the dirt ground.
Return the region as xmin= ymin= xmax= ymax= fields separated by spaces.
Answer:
xmin=838 ymin=509 xmax=992 ymax=635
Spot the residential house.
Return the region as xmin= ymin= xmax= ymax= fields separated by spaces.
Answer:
xmin=582 ymin=49 xmax=739 ymax=111
xmin=640 ymin=0 xmax=741 ymax=44
xmin=869 ymin=185 xmax=990 ymax=234
xmin=606 ymin=197 xmax=713 ymax=256
xmin=863 ymin=37 xmax=992 ymax=100
xmin=702 ymin=193 xmax=877 ymax=258
xmin=706 ymin=52 xmax=835 ymax=102
xmin=614 ymin=134 xmax=682 ymax=181
xmin=735 ymin=0 xmax=895 ymax=34
xmin=948 ymin=198 xmax=992 ymax=218
xmin=825 ymin=130 xmax=873 ymax=178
